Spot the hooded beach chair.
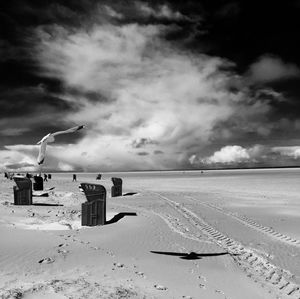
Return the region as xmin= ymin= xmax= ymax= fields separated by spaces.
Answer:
xmin=13 ymin=177 xmax=32 ymax=205
xmin=111 ymin=177 xmax=122 ymax=197
xmin=81 ymin=183 xmax=106 ymax=226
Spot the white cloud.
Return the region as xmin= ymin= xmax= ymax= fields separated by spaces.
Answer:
xmin=247 ymin=55 xmax=300 ymax=83
xmin=0 ymin=145 xmax=37 ymax=172
xmin=4 ymin=18 xmax=278 ymax=171
xmin=202 ymin=145 xmax=250 ymax=164
xmin=58 ymin=161 xmax=74 ymax=171
xmin=190 ymin=144 xmax=268 ymax=166
xmin=272 ymin=146 xmax=300 ymax=159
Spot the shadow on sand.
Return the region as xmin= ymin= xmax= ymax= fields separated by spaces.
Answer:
xmin=33 ymin=203 xmax=64 ymax=207
xmin=150 ymin=251 xmax=230 ymax=260
xmin=105 ymin=212 xmax=137 ymax=225
xmin=122 ymin=192 xmax=138 ymax=196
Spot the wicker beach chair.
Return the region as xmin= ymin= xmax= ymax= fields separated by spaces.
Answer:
xmin=80 ymin=183 xmax=106 ymax=226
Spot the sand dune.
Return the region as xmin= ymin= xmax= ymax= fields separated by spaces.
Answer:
xmin=1 ymin=169 xmax=300 ymax=298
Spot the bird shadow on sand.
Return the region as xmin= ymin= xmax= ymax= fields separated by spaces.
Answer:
xmin=105 ymin=212 xmax=137 ymax=225
xmin=150 ymin=251 xmax=232 ymax=260
xmin=33 ymin=203 xmax=64 ymax=207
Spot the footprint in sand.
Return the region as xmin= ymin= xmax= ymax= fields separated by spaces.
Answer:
xmin=154 ymin=284 xmax=168 ymax=290
xmin=198 ymin=275 xmax=207 ymax=282
xmin=80 ymin=240 xmax=90 ymax=245
xmin=58 ymin=249 xmax=69 ymax=254
xmin=135 ymin=271 xmax=145 ymax=278
xmin=107 ymin=250 xmax=115 ymax=257
xmin=38 ymin=257 xmax=55 ymax=264
xmin=199 ymin=283 xmax=206 ymax=289
xmin=113 ymin=262 xmax=124 ymax=268
xmin=91 ymin=246 xmax=100 ymax=250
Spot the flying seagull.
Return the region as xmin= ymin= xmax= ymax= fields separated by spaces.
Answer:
xmin=37 ymin=125 xmax=85 ymax=165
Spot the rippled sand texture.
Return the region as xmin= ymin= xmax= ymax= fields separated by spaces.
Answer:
xmin=0 ymin=168 xmax=299 ymax=298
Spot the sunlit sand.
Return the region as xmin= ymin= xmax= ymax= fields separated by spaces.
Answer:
xmin=1 ymin=168 xmax=300 ymax=298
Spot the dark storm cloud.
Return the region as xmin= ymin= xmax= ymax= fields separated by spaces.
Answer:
xmin=215 ymin=2 xmax=240 ymax=19
xmin=0 ymin=84 xmax=83 ymax=147
xmin=0 ymin=86 xmax=75 ymax=118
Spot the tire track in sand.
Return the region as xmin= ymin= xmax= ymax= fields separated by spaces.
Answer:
xmin=151 ymin=192 xmax=300 ymax=299
xmin=187 ymin=196 xmax=300 ymax=248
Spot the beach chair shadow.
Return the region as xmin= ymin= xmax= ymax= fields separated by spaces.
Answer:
xmin=33 ymin=203 xmax=63 ymax=206
xmin=150 ymin=251 xmax=230 ymax=260
xmin=105 ymin=212 xmax=137 ymax=225
xmin=122 ymin=192 xmax=138 ymax=196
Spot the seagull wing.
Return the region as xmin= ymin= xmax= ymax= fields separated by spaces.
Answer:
xmin=52 ymin=125 xmax=85 ymax=137
xmin=37 ymin=139 xmax=48 ymax=165
xmin=36 ymin=125 xmax=84 ymax=165
xmin=37 ymin=133 xmax=52 ymax=145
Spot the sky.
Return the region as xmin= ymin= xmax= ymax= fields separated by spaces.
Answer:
xmin=1 ymin=0 xmax=300 ymax=172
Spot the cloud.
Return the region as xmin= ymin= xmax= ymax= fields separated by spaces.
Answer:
xmin=29 ymin=19 xmax=286 ymax=170
xmin=137 ymin=151 xmax=149 ymax=156
xmin=103 ymin=5 xmax=123 ymax=20
xmin=190 ymin=144 xmax=268 ymax=166
xmin=135 ymin=2 xmax=188 ymax=21
xmin=247 ymin=55 xmax=300 ymax=83
xmin=58 ymin=161 xmax=75 ymax=171
xmin=201 ymin=145 xmax=250 ymax=164
xmin=215 ymin=2 xmax=240 ymax=19
xmin=2 ymin=7 xmax=293 ymax=171
xmin=0 ymin=145 xmax=37 ymax=172
xmin=154 ymin=150 xmax=164 ymax=155
xmin=5 ymin=162 xmax=35 ymax=170
xmin=0 ymin=85 xmax=80 ymax=145
xmin=272 ymin=146 xmax=300 ymax=159
xmin=131 ymin=138 xmax=158 ymax=148
xmin=0 ymin=128 xmax=30 ymax=136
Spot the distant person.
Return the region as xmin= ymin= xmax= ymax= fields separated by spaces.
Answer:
xmin=72 ymin=174 xmax=77 ymax=182
xmin=4 ymin=172 xmax=8 ymax=179
xmin=44 ymin=174 xmax=48 ymax=182
xmin=48 ymin=174 xmax=52 ymax=179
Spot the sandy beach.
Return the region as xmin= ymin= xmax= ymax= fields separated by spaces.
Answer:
xmin=1 ymin=168 xmax=300 ymax=299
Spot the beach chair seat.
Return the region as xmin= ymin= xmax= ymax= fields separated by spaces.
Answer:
xmin=80 ymin=183 xmax=106 ymax=226
xmin=82 ymin=200 xmax=105 ymax=226
xmin=33 ymin=176 xmax=44 ymax=191
xmin=111 ymin=177 xmax=122 ymax=197
xmin=13 ymin=177 xmax=32 ymax=205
